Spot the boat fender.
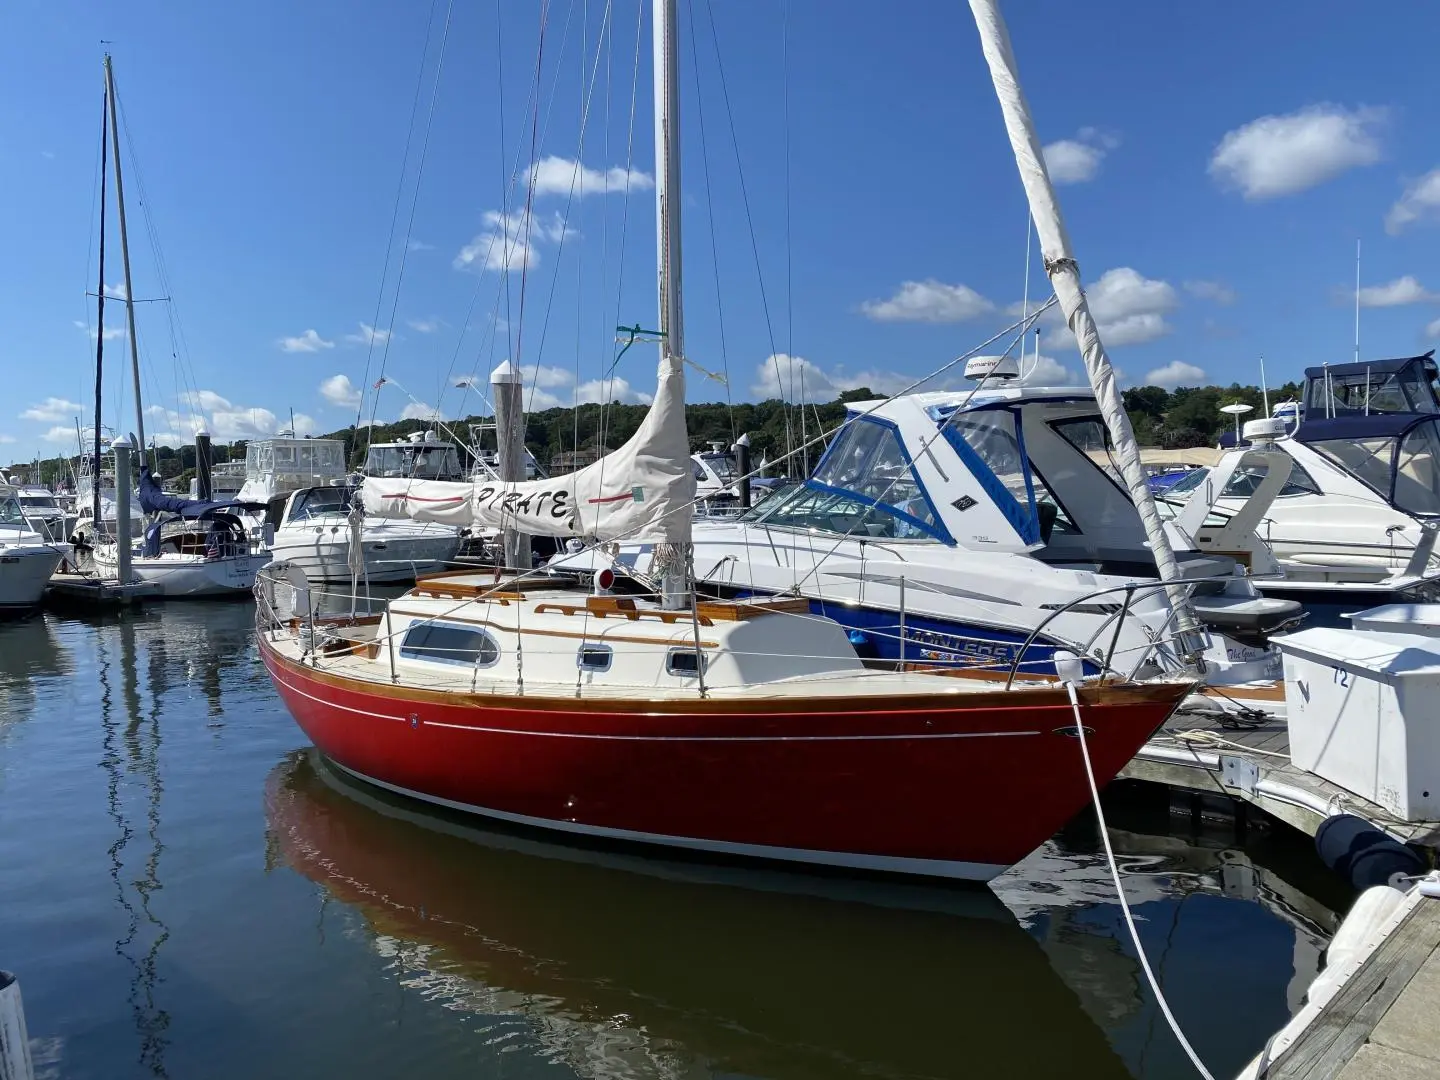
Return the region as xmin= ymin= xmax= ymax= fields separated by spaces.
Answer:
xmin=1311 ymin=884 xmax=1409 ymax=1005
xmin=1315 ymin=813 xmax=1425 ymax=890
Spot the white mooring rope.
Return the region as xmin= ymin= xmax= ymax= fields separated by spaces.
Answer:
xmin=1063 ymin=674 xmax=1217 ymax=1080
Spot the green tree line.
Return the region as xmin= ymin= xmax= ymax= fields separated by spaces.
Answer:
xmin=7 ymin=380 xmax=1297 ymax=486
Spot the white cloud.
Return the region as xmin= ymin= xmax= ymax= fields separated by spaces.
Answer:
xmin=1426 ymin=316 xmax=1440 ymax=339
xmin=278 ymin=329 xmax=335 ymax=353
xmin=1184 ymin=280 xmax=1237 ymax=305
xmin=522 ymin=364 xmax=577 ymax=389
xmin=406 ymin=317 xmax=440 ymax=333
xmin=1019 ymin=354 xmax=1081 ymax=386
xmin=1008 ymin=267 xmax=1177 ymax=348
xmin=1145 ymin=361 xmax=1207 ymax=389
xmin=860 ymin=280 xmax=994 ymax=323
xmin=20 ymin=397 xmax=84 ymax=422
xmin=1209 ymin=105 xmax=1385 ymax=199
xmin=73 ymin=319 xmax=125 ymax=342
xmin=178 ymin=389 xmax=232 ymax=413
xmin=320 ymin=374 xmax=361 ymax=407
xmin=103 ymin=282 xmax=128 ymax=300
xmin=344 ymin=322 xmax=391 ymax=346
xmin=41 ymin=425 xmax=77 ymax=444
xmin=0 ymin=434 xmax=14 ymax=444
xmin=1386 ymin=168 xmax=1440 ymax=234
xmin=1042 ymin=129 xmax=1119 ymax=185
xmin=400 ymin=401 xmax=446 ymax=421
xmin=1087 ymin=267 xmax=1179 ymax=346
xmin=455 ymin=209 xmax=572 ymax=273
xmin=1356 ymin=276 xmax=1439 ymax=308
xmin=146 ymin=390 xmax=319 ymax=443
xmin=529 ymin=155 xmax=654 ymax=198
xmin=406 ymin=238 xmax=434 ymax=252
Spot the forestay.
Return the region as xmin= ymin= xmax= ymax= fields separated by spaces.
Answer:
xmin=362 ymin=358 xmax=696 ymax=544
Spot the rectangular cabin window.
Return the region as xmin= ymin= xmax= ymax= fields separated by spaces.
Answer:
xmin=666 ymin=648 xmax=708 ymax=677
xmin=577 ymin=644 xmax=613 ymax=672
xmin=399 ymin=622 xmax=501 ymax=667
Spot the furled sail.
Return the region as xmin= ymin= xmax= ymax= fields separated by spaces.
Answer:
xmin=362 ymin=357 xmax=695 ymax=545
xmin=968 ymin=0 xmax=1206 ymax=658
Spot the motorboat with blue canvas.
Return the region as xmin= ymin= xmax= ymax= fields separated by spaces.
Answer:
xmin=555 ymin=366 xmax=1304 ymax=697
xmin=1160 ymin=353 xmax=1440 ymax=604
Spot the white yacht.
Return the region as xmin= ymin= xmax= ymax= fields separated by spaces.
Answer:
xmin=265 ymin=483 xmax=462 ymax=584
xmin=0 ymin=484 xmax=66 ymax=614
xmin=1161 ymin=354 xmax=1440 ymax=604
xmin=555 ymin=358 xmax=1301 ymax=689
xmin=10 ymin=484 xmax=68 ymax=542
xmin=246 ymin=434 xmax=463 ymax=585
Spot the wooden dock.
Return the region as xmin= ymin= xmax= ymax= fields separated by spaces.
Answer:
xmin=45 ymin=576 xmax=160 ymax=609
xmin=1120 ymin=705 xmax=1440 ymax=858
xmin=1256 ymin=888 xmax=1440 ymax=1079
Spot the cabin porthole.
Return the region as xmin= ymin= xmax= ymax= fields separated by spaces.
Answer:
xmin=666 ymin=648 xmax=708 ymax=677
xmin=577 ymin=644 xmax=613 ymax=672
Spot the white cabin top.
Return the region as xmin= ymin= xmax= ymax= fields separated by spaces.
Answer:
xmin=362 ymin=433 xmax=465 ymax=482
xmin=740 ymin=382 xmax=1164 ymax=571
xmin=237 ymin=437 xmax=347 ymax=504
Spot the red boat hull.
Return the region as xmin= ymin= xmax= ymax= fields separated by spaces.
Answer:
xmin=261 ymin=641 xmax=1187 ymax=880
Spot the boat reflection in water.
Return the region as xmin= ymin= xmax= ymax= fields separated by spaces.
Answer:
xmin=265 ymin=750 xmax=1134 ymax=1080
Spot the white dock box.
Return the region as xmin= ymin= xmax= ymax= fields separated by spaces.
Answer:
xmin=1275 ymin=624 xmax=1440 ymax=820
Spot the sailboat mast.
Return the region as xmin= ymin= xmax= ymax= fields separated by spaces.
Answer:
xmin=103 ymin=55 xmax=148 ymax=466
xmin=653 ymin=0 xmax=689 ymax=610
xmin=93 ymin=83 xmax=111 ymax=536
xmin=653 ymin=0 xmax=684 ymax=366
xmin=967 ymin=0 xmax=1206 ymax=662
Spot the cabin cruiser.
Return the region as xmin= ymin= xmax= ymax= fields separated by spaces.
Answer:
xmin=555 ymin=364 xmax=1303 ymax=688
xmin=235 ymin=435 xmax=350 ymax=510
xmin=265 ymin=483 xmax=462 ymax=584
xmin=90 ymin=468 xmax=273 ymax=597
xmin=9 ymin=484 xmax=69 ymax=542
xmin=70 ymin=448 xmax=142 ymax=544
xmin=1161 ymin=354 xmax=1440 ymax=604
xmin=189 ymin=460 xmax=245 ymax=500
xmin=0 ymin=484 xmax=66 ymax=613
xmin=361 ymin=431 xmax=467 ymax=483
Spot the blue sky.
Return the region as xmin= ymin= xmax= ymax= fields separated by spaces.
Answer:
xmin=5 ymin=1 xmax=1440 ymax=463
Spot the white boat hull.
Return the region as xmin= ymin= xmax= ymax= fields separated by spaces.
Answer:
xmin=0 ymin=546 xmax=66 ymax=613
xmin=92 ymin=549 xmax=274 ymax=597
xmin=269 ymin=524 xmax=461 ymax=584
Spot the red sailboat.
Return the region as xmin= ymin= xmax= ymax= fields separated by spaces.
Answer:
xmin=257 ymin=0 xmax=1198 ymax=882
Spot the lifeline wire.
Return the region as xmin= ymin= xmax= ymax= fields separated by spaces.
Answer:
xmin=1064 ymin=680 xmax=1217 ymax=1080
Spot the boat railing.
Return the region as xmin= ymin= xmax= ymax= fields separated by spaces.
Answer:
xmin=1002 ymin=576 xmax=1208 ymax=690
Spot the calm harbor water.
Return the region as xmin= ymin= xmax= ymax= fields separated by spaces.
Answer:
xmin=0 ymin=605 xmax=1353 ymax=1080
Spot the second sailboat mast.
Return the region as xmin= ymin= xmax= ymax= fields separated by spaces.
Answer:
xmin=103 ymin=54 xmax=148 ymax=466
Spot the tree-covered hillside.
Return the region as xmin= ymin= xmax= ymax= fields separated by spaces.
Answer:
xmin=4 ymin=380 xmax=1301 ymax=487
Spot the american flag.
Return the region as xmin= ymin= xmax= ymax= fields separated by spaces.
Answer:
xmin=373 ymin=377 xmax=387 ymax=389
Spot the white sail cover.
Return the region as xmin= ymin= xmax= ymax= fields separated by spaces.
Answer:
xmin=362 ymin=358 xmax=695 ymax=545
xmin=969 ymin=0 xmax=1201 ymax=641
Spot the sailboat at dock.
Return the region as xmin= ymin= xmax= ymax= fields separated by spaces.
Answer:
xmin=80 ymin=55 xmax=274 ymax=599
xmin=256 ymin=0 xmax=1199 ymax=882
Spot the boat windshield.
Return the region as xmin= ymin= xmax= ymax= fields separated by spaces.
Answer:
xmin=697 ymin=452 xmax=737 ymax=483
xmin=752 ymin=418 xmax=943 ymax=540
xmin=1311 ymin=419 xmax=1440 ymax=516
xmin=18 ymin=493 xmax=58 ymax=509
xmin=286 ymin=486 xmax=355 ymax=522
xmin=364 ymin=443 xmax=462 ymax=480
xmin=1304 ymin=364 xmax=1440 ymax=417
xmin=0 ymin=496 xmax=26 ymax=526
